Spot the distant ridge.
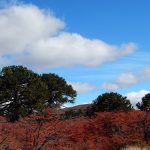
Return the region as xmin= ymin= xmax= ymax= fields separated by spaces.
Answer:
xmin=62 ymin=104 xmax=91 ymax=112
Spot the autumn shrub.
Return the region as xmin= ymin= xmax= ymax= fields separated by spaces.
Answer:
xmin=0 ymin=110 xmax=150 ymax=150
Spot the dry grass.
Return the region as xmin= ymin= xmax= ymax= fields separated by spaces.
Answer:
xmin=122 ymin=146 xmax=150 ymax=150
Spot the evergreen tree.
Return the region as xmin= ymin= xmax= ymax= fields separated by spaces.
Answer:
xmin=136 ymin=93 xmax=150 ymax=111
xmin=91 ymin=92 xmax=132 ymax=113
xmin=0 ymin=66 xmax=48 ymax=121
xmin=41 ymin=73 xmax=76 ymax=107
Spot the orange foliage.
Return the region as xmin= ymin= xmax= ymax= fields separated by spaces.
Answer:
xmin=0 ymin=110 xmax=150 ymax=150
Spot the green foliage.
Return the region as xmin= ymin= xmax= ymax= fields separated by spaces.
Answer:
xmin=136 ymin=93 xmax=150 ymax=111
xmin=0 ymin=66 xmax=48 ymax=121
xmin=0 ymin=66 xmax=77 ymax=121
xmin=90 ymin=92 xmax=133 ymax=113
xmin=41 ymin=73 xmax=76 ymax=107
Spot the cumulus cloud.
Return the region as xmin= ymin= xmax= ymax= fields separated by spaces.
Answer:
xmin=125 ymin=90 xmax=150 ymax=107
xmin=117 ymin=73 xmax=138 ymax=85
xmin=0 ymin=4 xmax=136 ymax=69
xmin=102 ymin=65 xmax=150 ymax=91
xmin=70 ymin=82 xmax=97 ymax=94
xmin=0 ymin=5 xmax=64 ymax=54
xmin=102 ymin=72 xmax=138 ymax=90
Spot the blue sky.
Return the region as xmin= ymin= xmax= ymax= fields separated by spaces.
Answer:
xmin=0 ymin=0 xmax=150 ymax=106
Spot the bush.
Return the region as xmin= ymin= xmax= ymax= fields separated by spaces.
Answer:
xmin=90 ymin=92 xmax=133 ymax=113
xmin=136 ymin=93 xmax=150 ymax=111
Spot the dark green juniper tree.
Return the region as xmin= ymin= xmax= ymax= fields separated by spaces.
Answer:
xmin=0 ymin=66 xmax=48 ymax=121
xmin=90 ymin=92 xmax=133 ymax=113
xmin=0 ymin=66 xmax=77 ymax=121
xmin=41 ymin=73 xmax=77 ymax=108
xmin=136 ymin=93 xmax=150 ymax=111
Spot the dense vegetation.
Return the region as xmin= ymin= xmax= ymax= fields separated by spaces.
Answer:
xmin=0 ymin=65 xmax=150 ymax=149
xmin=136 ymin=93 xmax=150 ymax=111
xmin=87 ymin=92 xmax=133 ymax=115
xmin=0 ymin=66 xmax=76 ymax=121
xmin=0 ymin=110 xmax=150 ymax=150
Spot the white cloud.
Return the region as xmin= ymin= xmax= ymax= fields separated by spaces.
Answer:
xmin=70 ymin=82 xmax=97 ymax=94
xmin=0 ymin=4 xmax=136 ymax=69
xmin=0 ymin=4 xmax=64 ymax=54
xmin=102 ymin=72 xmax=138 ymax=90
xmin=125 ymin=90 xmax=150 ymax=107
xmin=116 ymin=73 xmax=138 ymax=85
xmin=102 ymin=66 xmax=150 ymax=91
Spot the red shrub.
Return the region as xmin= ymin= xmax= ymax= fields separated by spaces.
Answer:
xmin=0 ymin=110 xmax=150 ymax=150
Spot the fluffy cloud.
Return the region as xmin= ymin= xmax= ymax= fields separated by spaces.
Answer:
xmin=0 ymin=4 xmax=64 ymax=54
xmin=117 ymin=73 xmax=138 ymax=85
xmin=0 ymin=4 xmax=136 ymax=69
xmin=125 ymin=90 xmax=150 ymax=107
xmin=70 ymin=82 xmax=97 ymax=94
xmin=102 ymin=72 xmax=138 ymax=90
xmin=102 ymin=66 xmax=150 ymax=91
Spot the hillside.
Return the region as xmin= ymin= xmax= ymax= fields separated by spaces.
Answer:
xmin=62 ymin=104 xmax=91 ymax=112
xmin=62 ymin=103 xmax=92 ymax=116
